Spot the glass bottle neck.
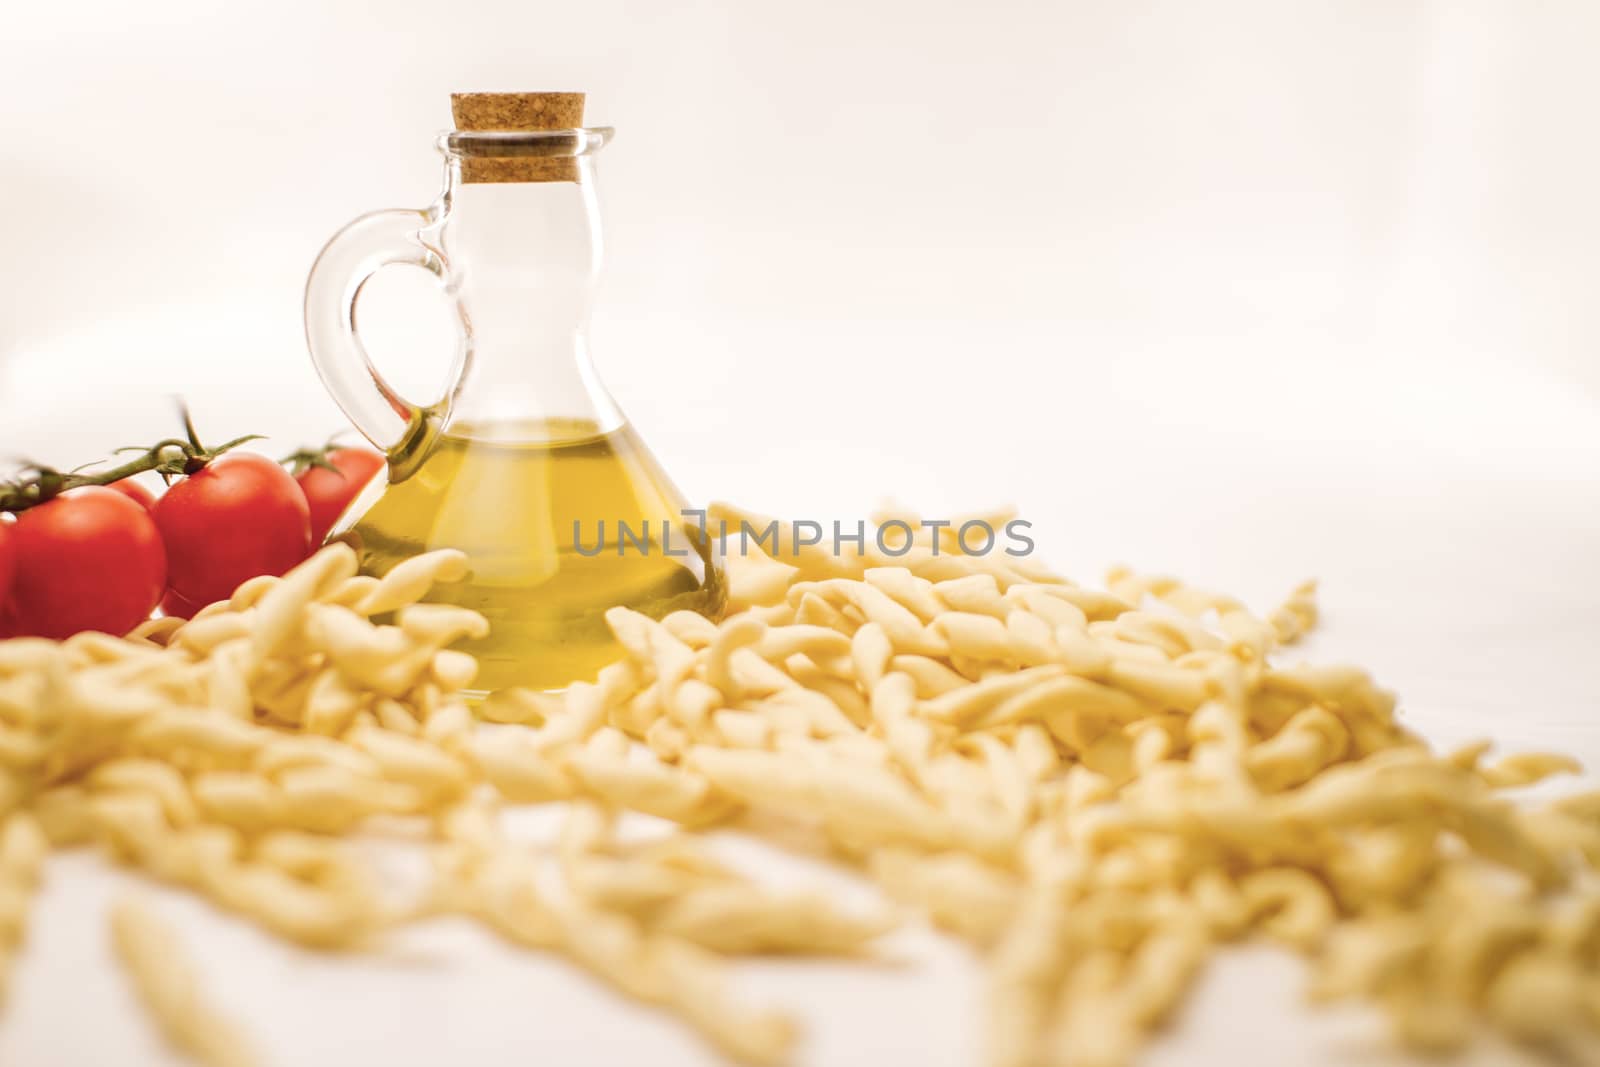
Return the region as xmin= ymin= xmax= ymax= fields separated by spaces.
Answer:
xmin=436 ymin=159 xmax=620 ymax=442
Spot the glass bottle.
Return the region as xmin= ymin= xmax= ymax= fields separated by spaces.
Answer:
xmin=304 ymin=92 xmax=724 ymax=694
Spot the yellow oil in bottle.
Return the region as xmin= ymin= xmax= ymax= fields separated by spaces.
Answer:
xmin=336 ymin=418 xmax=724 ymax=693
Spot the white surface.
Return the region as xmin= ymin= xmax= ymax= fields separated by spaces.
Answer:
xmin=3 ymin=1 xmax=1600 ymax=1064
xmin=1 ymin=350 xmax=1597 ymax=1067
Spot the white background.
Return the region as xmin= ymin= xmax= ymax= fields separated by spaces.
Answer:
xmin=2 ymin=2 xmax=1598 ymax=1066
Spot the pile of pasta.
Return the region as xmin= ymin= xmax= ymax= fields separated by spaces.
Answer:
xmin=2 ymin=502 xmax=1598 ymax=1067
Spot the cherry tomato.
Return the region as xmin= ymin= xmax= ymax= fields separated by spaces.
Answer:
xmin=108 ymin=477 xmax=159 ymax=511
xmin=159 ymin=586 xmax=203 ymax=621
xmin=154 ymin=452 xmax=312 ymax=618
xmin=0 ymin=487 xmax=167 ymax=639
xmin=0 ymin=520 xmax=16 ymax=610
xmin=295 ymin=447 xmax=385 ymax=545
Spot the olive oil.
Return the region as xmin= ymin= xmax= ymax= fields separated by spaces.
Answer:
xmin=335 ymin=418 xmax=724 ymax=693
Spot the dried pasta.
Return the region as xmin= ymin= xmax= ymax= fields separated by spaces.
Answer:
xmin=110 ymin=897 xmax=259 ymax=1067
xmin=0 ymin=509 xmax=1595 ymax=1067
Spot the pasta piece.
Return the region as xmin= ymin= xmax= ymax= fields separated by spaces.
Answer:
xmin=110 ymin=898 xmax=259 ymax=1067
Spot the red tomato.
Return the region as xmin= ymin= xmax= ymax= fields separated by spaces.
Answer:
xmin=154 ymin=452 xmax=312 ymax=618
xmin=159 ymin=586 xmax=203 ymax=621
xmin=108 ymin=477 xmax=159 ymax=511
xmin=0 ymin=487 xmax=167 ymax=639
xmin=0 ymin=520 xmax=15 ymax=609
xmin=295 ymin=447 xmax=385 ymax=545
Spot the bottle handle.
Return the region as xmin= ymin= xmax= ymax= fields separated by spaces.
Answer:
xmin=303 ymin=208 xmax=468 ymax=475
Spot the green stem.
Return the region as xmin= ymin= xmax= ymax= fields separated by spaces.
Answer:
xmin=0 ymin=412 xmax=264 ymax=513
xmin=0 ymin=449 xmax=167 ymax=511
xmin=180 ymin=399 xmax=204 ymax=451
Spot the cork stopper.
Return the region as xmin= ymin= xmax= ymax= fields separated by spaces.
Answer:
xmin=450 ymin=92 xmax=586 ymax=184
